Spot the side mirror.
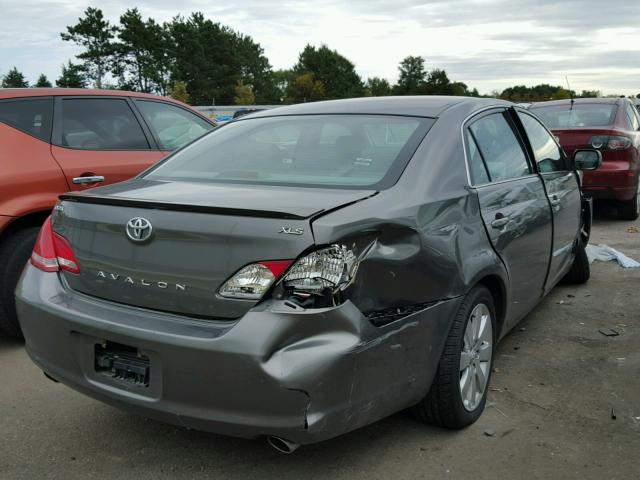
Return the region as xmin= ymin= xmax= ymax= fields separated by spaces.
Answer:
xmin=572 ymin=149 xmax=602 ymax=171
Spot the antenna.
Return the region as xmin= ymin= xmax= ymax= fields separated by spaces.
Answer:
xmin=565 ymin=76 xmax=574 ymax=110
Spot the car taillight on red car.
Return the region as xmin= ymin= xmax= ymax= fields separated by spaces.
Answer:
xmin=30 ymin=216 xmax=80 ymax=274
xmin=589 ymin=135 xmax=632 ymax=150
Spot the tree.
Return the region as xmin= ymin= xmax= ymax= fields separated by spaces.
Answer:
xmin=286 ymin=73 xmax=325 ymax=103
xmin=168 ymin=81 xmax=189 ymax=103
xmin=61 ymin=7 xmax=116 ymax=88
xmin=499 ymin=84 xmax=575 ymax=102
xmin=365 ymin=77 xmax=391 ymax=96
xmin=578 ymin=90 xmax=601 ymax=98
xmin=34 ymin=74 xmax=52 ymax=88
xmin=424 ymin=68 xmax=452 ymax=94
xmin=112 ymin=8 xmax=172 ymax=94
xmin=234 ymin=80 xmax=255 ymax=105
xmin=2 ymin=67 xmax=29 ymax=88
xmin=235 ymin=34 xmax=279 ymax=104
xmin=271 ymin=69 xmax=295 ymax=103
xmin=56 ymin=61 xmax=87 ymax=88
xmin=169 ymin=13 xmax=275 ymax=105
xmin=293 ymin=44 xmax=363 ymax=99
xmin=394 ymin=56 xmax=426 ymax=95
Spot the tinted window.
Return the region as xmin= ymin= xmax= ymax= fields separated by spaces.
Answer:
xmin=145 ymin=115 xmax=433 ymax=189
xmin=60 ymin=98 xmax=149 ymax=150
xmin=136 ymin=100 xmax=212 ymax=150
xmin=530 ymin=103 xmax=617 ymax=128
xmin=0 ymin=97 xmax=53 ymax=142
xmin=469 ymin=112 xmax=530 ymax=182
xmin=625 ymin=104 xmax=639 ymax=131
xmin=465 ymin=131 xmax=490 ymax=184
xmin=518 ymin=112 xmax=564 ymax=172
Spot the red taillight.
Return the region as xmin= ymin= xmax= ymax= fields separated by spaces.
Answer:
xmin=589 ymin=135 xmax=632 ymax=150
xmin=259 ymin=260 xmax=293 ymax=279
xmin=30 ymin=216 xmax=80 ymax=274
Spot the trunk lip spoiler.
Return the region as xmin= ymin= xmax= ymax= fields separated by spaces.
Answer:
xmin=58 ymin=193 xmax=312 ymax=220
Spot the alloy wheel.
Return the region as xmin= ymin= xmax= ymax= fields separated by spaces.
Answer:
xmin=459 ymin=303 xmax=493 ymax=412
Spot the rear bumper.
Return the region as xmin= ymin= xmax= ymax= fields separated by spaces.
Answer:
xmin=16 ymin=264 xmax=460 ymax=445
xmin=583 ymin=161 xmax=638 ymax=201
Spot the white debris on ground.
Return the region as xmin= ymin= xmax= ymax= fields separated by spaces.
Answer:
xmin=586 ymin=244 xmax=640 ymax=268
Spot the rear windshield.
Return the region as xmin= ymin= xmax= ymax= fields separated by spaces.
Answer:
xmin=530 ymin=103 xmax=617 ymax=128
xmin=144 ymin=114 xmax=433 ymax=189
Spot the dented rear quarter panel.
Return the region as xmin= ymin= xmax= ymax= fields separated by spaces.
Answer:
xmin=312 ymin=102 xmax=510 ymax=335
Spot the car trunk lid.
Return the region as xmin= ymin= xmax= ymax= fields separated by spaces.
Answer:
xmin=53 ymin=180 xmax=375 ymax=318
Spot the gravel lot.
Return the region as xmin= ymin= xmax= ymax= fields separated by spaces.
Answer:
xmin=1 ymin=207 xmax=639 ymax=479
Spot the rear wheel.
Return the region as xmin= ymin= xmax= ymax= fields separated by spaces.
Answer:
xmin=618 ymin=183 xmax=639 ymax=220
xmin=413 ymin=285 xmax=496 ymax=428
xmin=0 ymin=227 xmax=39 ymax=338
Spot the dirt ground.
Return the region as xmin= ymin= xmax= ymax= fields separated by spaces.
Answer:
xmin=1 ymin=206 xmax=638 ymax=479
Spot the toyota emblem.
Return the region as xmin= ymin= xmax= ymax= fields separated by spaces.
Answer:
xmin=126 ymin=217 xmax=153 ymax=243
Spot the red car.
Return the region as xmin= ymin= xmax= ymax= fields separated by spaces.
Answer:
xmin=0 ymin=88 xmax=215 ymax=337
xmin=529 ymin=98 xmax=640 ymax=220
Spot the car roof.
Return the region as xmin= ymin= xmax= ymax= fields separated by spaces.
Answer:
xmin=0 ymin=88 xmax=177 ymax=102
xmin=529 ymin=97 xmax=625 ymax=108
xmin=0 ymin=88 xmax=214 ymax=123
xmin=247 ymin=96 xmax=512 ymax=119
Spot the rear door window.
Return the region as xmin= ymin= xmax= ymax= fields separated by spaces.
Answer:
xmin=469 ymin=112 xmax=531 ymax=182
xmin=517 ymin=112 xmax=565 ymax=172
xmin=0 ymin=97 xmax=53 ymax=142
xmin=625 ymin=104 xmax=640 ymax=131
xmin=465 ymin=131 xmax=490 ymax=184
xmin=59 ymin=98 xmax=150 ymax=150
xmin=135 ymin=100 xmax=213 ymax=150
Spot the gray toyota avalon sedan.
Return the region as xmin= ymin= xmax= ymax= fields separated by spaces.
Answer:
xmin=16 ymin=96 xmax=601 ymax=452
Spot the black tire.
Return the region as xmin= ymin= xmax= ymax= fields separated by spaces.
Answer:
xmin=0 ymin=227 xmax=39 ymax=339
xmin=618 ymin=187 xmax=639 ymax=221
xmin=563 ymin=237 xmax=590 ymax=284
xmin=412 ymin=285 xmax=496 ymax=429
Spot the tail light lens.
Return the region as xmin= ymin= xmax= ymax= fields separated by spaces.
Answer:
xmin=590 ymin=135 xmax=632 ymax=150
xmin=30 ymin=216 xmax=81 ymax=274
xmin=218 ymin=260 xmax=292 ymax=300
xmin=282 ymin=245 xmax=358 ymax=293
xmin=218 ymin=245 xmax=360 ymax=301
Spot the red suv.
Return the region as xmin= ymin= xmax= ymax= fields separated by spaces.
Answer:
xmin=529 ymin=98 xmax=640 ymax=220
xmin=0 ymin=88 xmax=215 ymax=337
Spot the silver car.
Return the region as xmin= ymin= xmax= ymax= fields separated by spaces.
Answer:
xmin=17 ymin=96 xmax=600 ymax=452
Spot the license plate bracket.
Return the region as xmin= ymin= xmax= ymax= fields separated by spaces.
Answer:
xmin=95 ymin=341 xmax=150 ymax=387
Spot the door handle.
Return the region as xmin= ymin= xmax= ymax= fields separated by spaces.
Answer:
xmin=491 ymin=216 xmax=509 ymax=229
xmin=73 ymin=176 xmax=105 ymax=185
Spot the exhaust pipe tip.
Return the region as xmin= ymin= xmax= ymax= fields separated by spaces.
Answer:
xmin=267 ymin=436 xmax=300 ymax=454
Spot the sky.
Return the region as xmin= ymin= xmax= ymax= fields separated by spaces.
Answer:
xmin=1 ymin=0 xmax=639 ymax=97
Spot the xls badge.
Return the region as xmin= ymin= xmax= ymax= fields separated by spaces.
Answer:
xmin=278 ymin=226 xmax=304 ymax=235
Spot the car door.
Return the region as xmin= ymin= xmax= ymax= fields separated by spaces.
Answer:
xmin=50 ymin=96 xmax=165 ymax=191
xmin=132 ymin=99 xmax=214 ymax=152
xmin=515 ymin=109 xmax=581 ymax=291
xmin=465 ymin=109 xmax=553 ymax=325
